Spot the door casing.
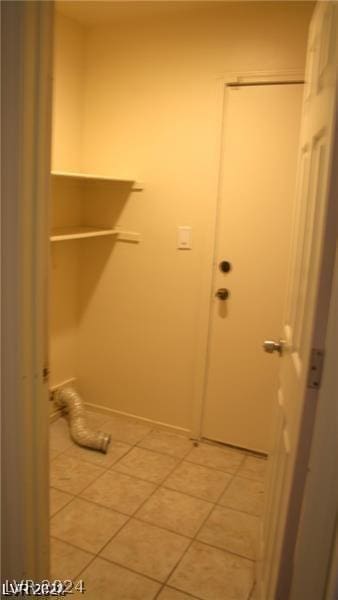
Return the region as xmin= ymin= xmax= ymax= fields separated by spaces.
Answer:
xmin=1 ymin=0 xmax=53 ymax=581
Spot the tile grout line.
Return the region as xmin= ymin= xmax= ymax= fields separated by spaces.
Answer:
xmin=248 ymin=580 xmax=257 ymax=600
xmin=49 ymin=421 xmax=159 ymax=515
xmin=49 ymin=420 xmax=174 ymax=589
xmin=51 ymin=468 xmax=262 ymax=519
xmin=50 ymin=534 xmax=96 ymax=558
xmin=153 ymin=456 xmax=245 ymax=598
xmin=52 ymin=472 xmax=252 ymax=543
xmin=49 ymin=426 xmax=194 ymax=584
xmin=70 ymin=434 xmax=241 ymax=590
xmin=157 ymin=583 xmax=205 ymax=600
xmin=215 ymin=499 xmax=264 ymax=519
xmin=51 ymin=415 xmax=266 ymax=476
xmin=105 ymin=441 xmax=245 ymax=490
xmin=60 ymin=440 xmax=200 ymax=592
xmin=51 ymin=519 xmax=256 ymax=586
xmin=50 ymin=422 xmax=259 ymax=537
xmin=50 ymin=445 xmax=198 ymax=520
xmin=52 ymin=494 xmax=259 ymax=564
xmin=53 ymin=551 xmax=165 ymax=598
xmin=110 ymin=461 xmax=242 ymax=488
xmin=51 ymin=432 xmax=266 ymax=484
xmin=49 ymin=489 xmax=76 ymax=519
xmin=52 ymin=413 xmax=268 ymax=461
xmin=152 ymin=540 xmax=256 ymax=599
xmin=49 ymin=415 xmax=260 ymax=595
xmin=73 ymin=554 xmax=167 ymax=592
xmin=49 ymin=430 xmax=164 ymax=583
xmin=50 ymin=426 xmax=264 ymax=527
xmin=92 ymin=442 xmax=196 ymax=561
xmin=90 ymin=441 xmax=220 ymax=599
xmin=49 ymin=423 xmax=159 ymax=559
xmin=52 ymin=413 xmax=268 ymax=460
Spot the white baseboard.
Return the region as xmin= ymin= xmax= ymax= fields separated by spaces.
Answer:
xmin=48 ymin=384 xmax=191 ymax=438
xmin=84 ymin=401 xmax=191 ymax=437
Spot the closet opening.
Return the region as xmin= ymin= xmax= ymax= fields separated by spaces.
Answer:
xmin=46 ymin=2 xmax=336 ymax=599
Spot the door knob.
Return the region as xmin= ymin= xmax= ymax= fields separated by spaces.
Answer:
xmin=263 ymin=339 xmax=284 ymax=355
xmin=215 ymin=288 xmax=230 ymax=300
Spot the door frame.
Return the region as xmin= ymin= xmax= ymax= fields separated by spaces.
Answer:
xmin=191 ymin=69 xmax=305 ymax=442
xmin=1 ymin=0 xmax=53 ymax=580
xmin=288 ymin=241 xmax=338 ymax=600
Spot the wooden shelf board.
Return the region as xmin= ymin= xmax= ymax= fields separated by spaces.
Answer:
xmin=51 ymin=170 xmax=143 ymax=190
xmin=50 ymin=227 xmax=119 ymax=242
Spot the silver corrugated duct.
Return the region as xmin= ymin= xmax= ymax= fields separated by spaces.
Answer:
xmin=54 ymin=386 xmax=111 ymax=453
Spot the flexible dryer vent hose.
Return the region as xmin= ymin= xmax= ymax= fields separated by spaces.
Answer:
xmin=54 ymin=386 xmax=111 ymax=454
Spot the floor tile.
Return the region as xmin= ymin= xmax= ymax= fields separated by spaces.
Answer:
xmin=101 ymin=519 xmax=190 ymax=582
xmin=197 ymin=505 xmax=259 ymax=560
xmin=86 ymin=411 xmax=114 ymax=428
xmin=101 ymin=415 xmax=152 ymax=445
xmin=81 ymin=470 xmax=156 ymax=515
xmin=238 ymin=456 xmax=267 ymax=482
xmin=50 ymin=454 xmax=104 ymax=495
xmin=50 ymin=537 xmax=93 ymax=581
xmin=219 ymin=476 xmax=265 ymax=516
xmin=114 ymin=447 xmax=178 ymax=484
xmin=165 ymin=461 xmax=231 ymax=502
xmin=50 ymin=417 xmax=73 ymax=453
xmin=79 ymin=557 xmax=161 ymax=600
xmin=158 ymin=588 xmax=199 ymax=600
xmin=136 ymin=487 xmax=213 ymax=537
xmin=50 ymin=488 xmax=74 ymax=516
xmin=168 ymin=541 xmax=254 ymax=600
xmin=50 ymin=447 xmax=63 ymax=461
xmin=186 ymin=443 xmax=244 ymax=474
xmin=63 ymin=439 xmax=132 ymax=469
xmin=50 ymin=497 xmax=128 ymax=553
xmin=138 ymin=430 xmax=193 ymax=459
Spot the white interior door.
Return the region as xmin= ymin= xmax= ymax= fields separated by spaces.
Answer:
xmin=260 ymin=3 xmax=337 ymax=598
xmin=202 ymin=82 xmax=303 ymax=453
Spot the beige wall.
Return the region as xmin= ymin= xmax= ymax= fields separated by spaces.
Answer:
xmin=50 ymin=13 xmax=85 ymax=391
xmin=52 ymin=12 xmax=86 ymax=172
xmin=51 ymin=3 xmax=313 ymax=430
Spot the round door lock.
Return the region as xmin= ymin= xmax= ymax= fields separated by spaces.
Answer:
xmin=215 ymin=288 xmax=230 ymax=300
xmin=219 ymin=260 xmax=231 ymax=273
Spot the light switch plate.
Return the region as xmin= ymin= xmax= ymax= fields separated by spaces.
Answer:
xmin=177 ymin=226 xmax=192 ymax=249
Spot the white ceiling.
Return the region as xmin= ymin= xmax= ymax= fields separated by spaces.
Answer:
xmin=56 ymin=1 xmax=229 ymax=27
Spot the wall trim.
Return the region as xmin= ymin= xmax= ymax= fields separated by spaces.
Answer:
xmin=49 ymin=401 xmax=191 ymax=437
xmin=84 ymin=402 xmax=191 ymax=437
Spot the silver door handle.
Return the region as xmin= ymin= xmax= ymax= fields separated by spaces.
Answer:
xmin=263 ymin=339 xmax=285 ymax=355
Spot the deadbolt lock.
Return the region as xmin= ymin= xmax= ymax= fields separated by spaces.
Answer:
xmin=219 ymin=260 xmax=231 ymax=273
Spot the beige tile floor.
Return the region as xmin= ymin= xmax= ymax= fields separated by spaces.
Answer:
xmin=49 ymin=412 xmax=267 ymax=600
